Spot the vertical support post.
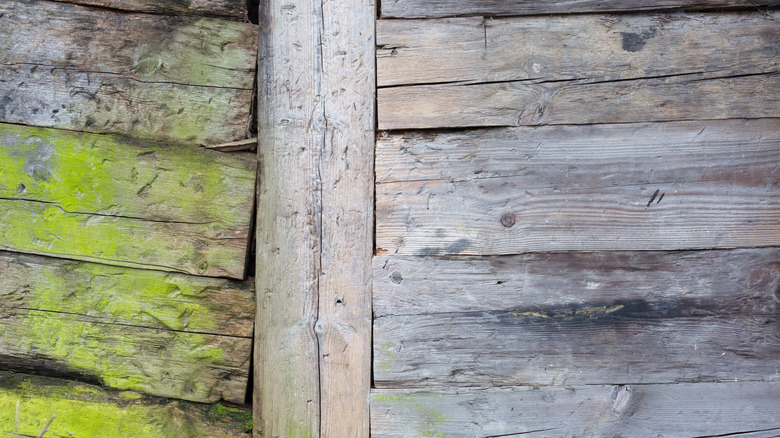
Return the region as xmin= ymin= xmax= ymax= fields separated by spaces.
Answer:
xmin=254 ymin=0 xmax=375 ymax=436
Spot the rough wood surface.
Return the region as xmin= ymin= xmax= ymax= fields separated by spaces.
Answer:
xmin=374 ymin=248 xmax=780 ymax=317
xmin=371 ymin=383 xmax=780 ymax=437
xmin=318 ymin=0 xmax=375 ymax=437
xmin=50 ymin=0 xmax=249 ymax=20
xmin=0 ymin=123 xmax=256 ymax=278
xmin=254 ymin=0 xmax=323 ymax=435
xmin=375 ymin=120 xmax=780 ymax=255
xmin=379 ymin=71 xmax=779 ymax=130
xmin=377 ymin=12 xmax=780 ymax=87
xmin=0 ymin=0 xmax=257 ymax=145
xmin=0 ymin=372 xmax=253 ymax=437
xmin=380 ymin=0 xmax=780 ymax=18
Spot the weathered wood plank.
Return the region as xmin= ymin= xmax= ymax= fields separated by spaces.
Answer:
xmin=371 ymin=383 xmax=780 ymax=437
xmin=318 ymin=0 xmax=375 ymax=436
xmin=374 ymin=248 xmax=780 ymax=317
xmin=254 ymin=0 xmax=323 ymax=435
xmin=0 ymin=0 xmax=257 ymax=145
xmin=0 ymin=372 xmax=252 ymax=437
xmin=377 ymin=12 xmax=780 ymax=87
xmin=0 ymin=251 xmax=255 ymax=337
xmin=378 ymin=71 xmax=780 ymax=130
xmin=381 ymin=0 xmax=780 ymax=18
xmin=376 ymin=120 xmax=780 ymax=255
xmin=50 ymin=0 xmax=249 ymax=20
xmin=0 ymin=308 xmax=251 ymax=403
xmin=0 ymin=124 xmax=256 ymax=278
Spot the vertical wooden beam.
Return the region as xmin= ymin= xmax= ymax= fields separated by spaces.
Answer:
xmin=254 ymin=0 xmax=375 ymax=436
xmin=255 ymin=0 xmax=324 ymax=436
xmin=319 ymin=0 xmax=375 ymax=436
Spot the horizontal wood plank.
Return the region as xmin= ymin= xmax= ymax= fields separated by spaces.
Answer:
xmin=50 ymin=0 xmax=248 ymax=20
xmin=371 ymin=383 xmax=780 ymax=437
xmin=376 ymin=120 xmax=780 ymax=255
xmin=374 ymin=248 xmax=780 ymax=317
xmin=0 ymin=372 xmax=252 ymax=437
xmin=0 ymin=0 xmax=257 ymax=144
xmin=378 ymin=71 xmax=780 ymax=130
xmin=378 ymin=12 xmax=780 ymax=87
xmin=381 ymin=0 xmax=780 ymax=18
xmin=0 ymin=123 xmax=256 ymax=278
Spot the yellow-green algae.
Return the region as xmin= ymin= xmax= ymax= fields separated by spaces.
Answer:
xmin=372 ymin=393 xmax=447 ymax=437
xmin=0 ymin=371 xmax=251 ymax=437
xmin=0 ymin=123 xmax=256 ymax=277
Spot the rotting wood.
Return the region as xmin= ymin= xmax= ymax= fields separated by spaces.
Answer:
xmin=373 ymin=248 xmax=780 ymax=317
xmin=0 ymin=0 xmax=257 ymax=145
xmin=378 ymin=71 xmax=780 ymax=130
xmin=380 ymin=0 xmax=780 ymax=18
xmin=254 ymin=0 xmax=323 ymax=435
xmin=49 ymin=0 xmax=249 ymax=21
xmin=0 ymin=251 xmax=255 ymax=337
xmin=0 ymin=371 xmax=252 ymax=437
xmin=371 ymin=383 xmax=780 ymax=437
xmin=318 ymin=0 xmax=375 ymax=435
xmin=377 ymin=11 xmax=780 ymax=87
xmin=375 ymin=120 xmax=780 ymax=255
xmin=0 ymin=123 xmax=256 ymax=278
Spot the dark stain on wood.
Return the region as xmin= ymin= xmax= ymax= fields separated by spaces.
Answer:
xmin=620 ymin=27 xmax=657 ymax=52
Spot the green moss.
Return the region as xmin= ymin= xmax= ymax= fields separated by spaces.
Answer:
xmin=372 ymin=394 xmax=447 ymax=437
xmin=208 ymin=403 xmax=253 ymax=432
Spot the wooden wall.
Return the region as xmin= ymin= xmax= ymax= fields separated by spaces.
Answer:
xmin=0 ymin=0 xmax=258 ymax=435
xmin=372 ymin=2 xmax=780 ymax=436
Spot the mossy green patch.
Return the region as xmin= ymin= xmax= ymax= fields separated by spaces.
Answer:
xmin=372 ymin=393 xmax=448 ymax=437
xmin=209 ymin=403 xmax=253 ymax=432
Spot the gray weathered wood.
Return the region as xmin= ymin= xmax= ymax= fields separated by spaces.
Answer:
xmin=50 ymin=0 xmax=248 ymax=20
xmin=375 ymin=120 xmax=780 ymax=255
xmin=318 ymin=0 xmax=375 ymax=437
xmin=255 ymin=0 xmax=323 ymax=435
xmin=380 ymin=0 xmax=780 ymax=18
xmin=378 ymin=71 xmax=780 ymax=130
xmin=0 ymin=0 xmax=257 ymax=145
xmin=1 ymin=372 xmax=253 ymax=437
xmin=378 ymin=12 xmax=780 ymax=87
xmin=374 ymin=248 xmax=780 ymax=317
xmin=371 ymin=383 xmax=780 ymax=437
xmin=0 ymin=123 xmax=256 ymax=278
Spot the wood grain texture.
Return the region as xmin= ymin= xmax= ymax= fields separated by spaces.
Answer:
xmin=0 ymin=123 xmax=256 ymax=278
xmin=254 ymin=0 xmax=323 ymax=435
xmin=0 ymin=0 xmax=257 ymax=145
xmin=318 ymin=0 xmax=375 ymax=437
xmin=373 ymin=248 xmax=780 ymax=386
xmin=50 ymin=0 xmax=249 ymax=20
xmin=0 ymin=252 xmax=254 ymax=404
xmin=378 ymin=71 xmax=780 ymax=130
xmin=375 ymin=120 xmax=780 ymax=255
xmin=371 ymin=383 xmax=780 ymax=437
xmin=377 ymin=12 xmax=780 ymax=87
xmin=0 ymin=372 xmax=252 ymax=437
xmin=380 ymin=0 xmax=780 ymax=18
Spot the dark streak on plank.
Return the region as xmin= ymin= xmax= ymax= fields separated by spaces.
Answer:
xmin=49 ymin=0 xmax=249 ymax=21
xmin=371 ymin=383 xmax=780 ymax=437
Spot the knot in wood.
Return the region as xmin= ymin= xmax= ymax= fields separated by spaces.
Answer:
xmin=500 ymin=212 xmax=516 ymax=228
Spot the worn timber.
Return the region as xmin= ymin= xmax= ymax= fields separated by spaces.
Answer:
xmin=373 ymin=248 xmax=780 ymax=386
xmin=50 ymin=0 xmax=249 ymax=20
xmin=376 ymin=120 xmax=780 ymax=255
xmin=371 ymin=383 xmax=780 ymax=437
xmin=0 ymin=0 xmax=257 ymax=145
xmin=381 ymin=0 xmax=780 ymax=18
xmin=0 ymin=372 xmax=252 ymax=437
xmin=0 ymin=123 xmax=256 ymax=278
xmin=0 ymin=251 xmax=254 ymax=403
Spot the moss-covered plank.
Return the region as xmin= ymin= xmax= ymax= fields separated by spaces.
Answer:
xmin=0 ymin=371 xmax=251 ymax=437
xmin=0 ymin=251 xmax=254 ymax=337
xmin=0 ymin=0 xmax=257 ymax=145
xmin=0 ymin=307 xmax=250 ymax=403
xmin=50 ymin=0 xmax=249 ymax=21
xmin=0 ymin=123 xmax=256 ymax=278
